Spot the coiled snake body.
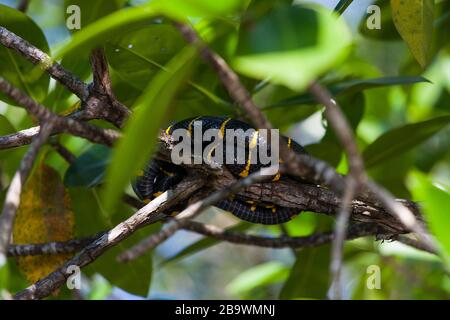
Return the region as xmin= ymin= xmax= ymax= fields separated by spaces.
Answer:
xmin=133 ymin=116 xmax=308 ymax=225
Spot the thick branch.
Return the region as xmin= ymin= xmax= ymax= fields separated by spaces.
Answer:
xmin=156 ymin=131 xmax=420 ymax=234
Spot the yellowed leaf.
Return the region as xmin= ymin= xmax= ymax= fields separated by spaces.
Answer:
xmin=391 ymin=0 xmax=435 ymax=67
xmin=13 ymin=162 xmax=75 ymax=284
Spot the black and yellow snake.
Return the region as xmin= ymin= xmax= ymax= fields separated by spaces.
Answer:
xmin=133 ymin=116 xmax=308 ymax=225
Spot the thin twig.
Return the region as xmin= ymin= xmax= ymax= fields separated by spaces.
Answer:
xmin=308 ymin=81 xmax=439 ymax=297
xmin=309 ymin=82 xmax=366 ymax=183
xmin=0 ymin=121 xmax=55 ymax=266
xmin=329 ymin=177 xmax=357 ymax=300
xmin=308 ymin=82 xmax=366 ymax=299
xmin=183 ymin=221 xmax=379 ymax=249
xmin=122 ymin=194 xmax=146 ymax=209
xmin=8 ymin=234 xmax=100 ymax=257
xmin=17 ymin=0 xmax=31 ymax=12
xmin=397 ymin=235 xmax=436 ymax=255
xmin=50 ymin=141 xmax=76 ymax=164
xmin=4 ymin=224 xmax=436 ymax=257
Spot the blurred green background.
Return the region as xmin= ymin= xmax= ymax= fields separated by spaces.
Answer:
xmin=0 ymin=0 xmax=449 ymax=300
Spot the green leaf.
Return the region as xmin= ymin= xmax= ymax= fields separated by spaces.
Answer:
xmin=363 ymin=116 xmax=450 ymax=169
xmin=391 ymin=0 xmax=435 ymax=67
xmin=55 ymin=4 xmax=160 ymax=59
xmin=161 ymin=222 xmax=252 ymax=265
xmin=102 ymin=46 xmax=197 ymax=215
xmin=0 ymin=115 xmax=15 ymax=136
xmin=264 ymin=104 xmax=318 ymax=130
xmin=225 ymin=261 xmax=290 ymax=297
xmin=368 ymin=154 xmax=413 ymax=198
xmin=105 ymin=23 xmax=229 ymax=109
xmin=279 ymin=245 xmax=330 ymax=299
xmin=157 ymin=0 xmax=244 ymax=19
xmin=64 ymin=144 xmax=111 ymax=187
xmin=233 ymin=4 xmax=351 ymax=91
xmin=263 ymin=76 xmax=429 ymax=109
xmin=0 ymin=4 xmax=50 ymax=105
xmin=105 ymin=23 xmax=186 ymax=91
xmin=57 ymin=0 xmax=243 ymax=60
xmin=408 ymin=171 xmax=450 ymax=261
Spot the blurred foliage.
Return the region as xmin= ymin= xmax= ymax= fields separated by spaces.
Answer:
xmin=0 ymin=0 xmax=449 ymax=300
xmin=0 ymin=4 xmax=50 ymax=105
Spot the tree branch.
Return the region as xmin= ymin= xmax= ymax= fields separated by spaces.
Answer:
xmin=7 ymin=234 xmax=99 ymax=257
xmin=183 ymin=221 xmax=379 ymax=249
xmin=0 ymin=26 xmax=88 ymax=100
xmin=86 ymin=48 xmax=131 ymax=128
xmin=0 ymin=77 xmax=120 ymax=147
xmin=13 ymin=176 xmax=204 ymax=300
xmin=329 ymin=177 xmax=356 ymax=299
xmin=174 ymin=22 xmax=439 ymax=299
xmin=308 ymin=82 xmax=366 ymax=299
xmin=50 ymin=140 xmax=77 ymax=164
xmin=0 ymin=27 xmax=130 ymax=133
xmin=0 ymin=126 xmax=40 ymax=150
xmin=397 ymin=235 xmax=436 ymax=255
